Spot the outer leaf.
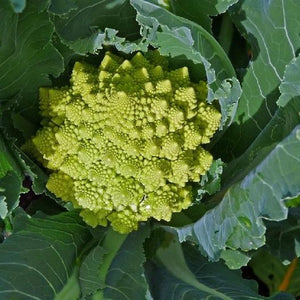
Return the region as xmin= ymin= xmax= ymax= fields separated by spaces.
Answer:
xmin=169 ymin=0 xmax=238 ymax=33
xmin=51 ymin=0 xmax=142 ymax=54
xmin=166 ymin=125 xmax=300 ymax=263
xmin=0 ymin=210 xmax=92 ymax=300
xmin=0 ymin=127 xmax=48 ymax=201
xmin=54 ymin=264 xmax=81 ymax=300
xmin=209 ymin=76 xmax=300 ymax=267
xmin=19 ymin=152 xmax=49 ymax=195
xmin=0 ymin=171 xmax=22 ymax=216
xmin=146 ymin=238 xmax=267 ymax=300
xmin=220 ymin=249 xmax=250 ymax=270
xmin=48 ymin=0 xmax=77 ymax=15
xmin=194 ymin=159 xmax=224 ymax=202
xmin=0 ymin=133 xmax=23 ymax=218
xmin=0 ymin=0 xmax=64 ymax=107
xmin=221 ymin=97 xmax=300 ymax=187
xmin=130 ymin=0 xmax=242 ymax=128
xmin=0 ymin=132 xmax=22 ymax=179
xmin=217 ymin=0 xmax=300 ymax=158
xmin=278 ymin=54 xmax=300 ymax=107
xmin=265 ymin=208 xmax=300 ymax=263
xmin=213 ymin=0 xmax=239 ymax=14
xmin=79 ymin=225 xmax=150 ymax=299
xmin=199 ymin=97 xmax=300 ymax=266
xmin=79 ymin=245 xmax=106 ymax=298
xmin=60 ymin=27 xmax=149 ymax=56
xmin=103 ymin=225 xmax=150 ymax=300
xmin=0 ymin=196 xmax=8 ymax=219
xmin=78 ymin=228 xmax=107 ymax=298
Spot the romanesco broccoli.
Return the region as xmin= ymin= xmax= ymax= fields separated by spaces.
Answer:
xmin=25 ymin=50 xmax=221 ymax=233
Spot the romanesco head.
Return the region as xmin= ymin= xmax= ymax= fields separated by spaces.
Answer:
xmin=26 ymin=50 xmax=221 ymax=233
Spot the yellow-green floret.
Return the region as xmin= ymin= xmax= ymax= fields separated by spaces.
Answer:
xmin=25 ymin=50 xmax=221 ymax=233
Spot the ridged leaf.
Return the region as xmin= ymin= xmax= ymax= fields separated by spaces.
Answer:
xmin=217 ymin=0 xmax=300 ymax=158
xmin=79 ymin=225 xmax=150 ymax=300
xmin=0 ymin=0 xmax=64 ymax=106
xmin=0 ymin=210 xmax=92 ymax=300
xmin=0 ymin=133 xmax=23 ymax=218
xmin=166 ymin=123 xmax=300 ymax=263
xmin=278 ymin=54 xmax=300 ymax=107
xmin=51 ymin=0 xmax=143 ymax=54
xmin=265 ymin=208 xmax=300 ymax=263
xmin=146 ymin=239 xmax=293 ymax=299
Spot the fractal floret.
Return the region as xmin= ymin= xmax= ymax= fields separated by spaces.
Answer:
xmin=26 ymin=50 xmax=221 ymax=233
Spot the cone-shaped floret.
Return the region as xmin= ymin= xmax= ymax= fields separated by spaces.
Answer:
xmin=47 ymin=172 xmax=77 ymax=206
xmin=74 ymin=179 xmax=113 ymax=212
xmin=139 ymin=158 xmax=170 ymax=191
xmin=80 ymin=208 xmax=110 ymax=227
xmin=32 ymin=124 xmax=58 ymax=159
xmin=39 ymin=87 xmax=71 ymax=122
xmin=107 ymin=208 xmax=145 ymax=234
xmin=71 ymin=62 xmax=98 ymax=96
xmin=60 ymin=155 xmax=88 ymax=180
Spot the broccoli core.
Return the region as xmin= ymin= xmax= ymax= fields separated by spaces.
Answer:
xmin=25 ymin=50 xmax=221 ymax=233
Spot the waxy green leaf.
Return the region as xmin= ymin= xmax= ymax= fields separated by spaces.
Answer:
xmin=79 ymin=225 xmax=150 ymax=299
xmin=217 ymin=0 xmax=300 ymax=159
xmin=167 ymin=124 xmax=300 ymax=263
xmin=0 ymin=211 xmax=92 ymax=300
xmin=0 ymin=0 xmax=64 ymax=107
xmin=146 ymin=239 xmax=285 ymax=299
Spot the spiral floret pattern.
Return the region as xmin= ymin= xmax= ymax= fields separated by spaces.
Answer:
xmin=26 ymin=50 xmax=221 ymax=233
